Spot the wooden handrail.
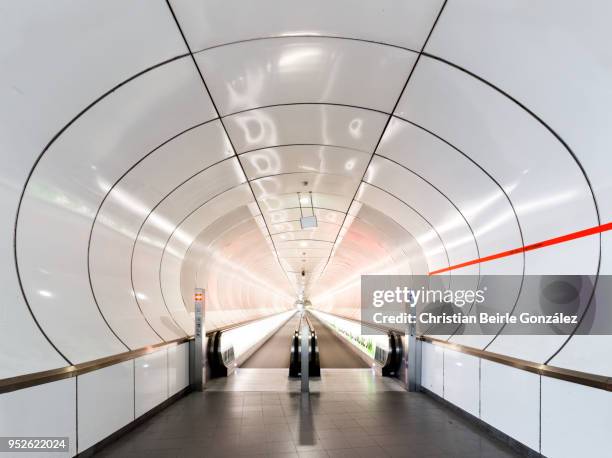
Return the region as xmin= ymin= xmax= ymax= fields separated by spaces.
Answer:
xmin=0 ymin=337 xmax=192 ymax=395
xmin=419 ymin=335 xmax=612 ymax=392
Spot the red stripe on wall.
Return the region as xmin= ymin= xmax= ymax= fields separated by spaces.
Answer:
xmin=429 ymin=221 xmax=612 ymax=276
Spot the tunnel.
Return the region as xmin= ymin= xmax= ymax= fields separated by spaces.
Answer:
xmin=1 ymin=1 xmax=611 ymax=457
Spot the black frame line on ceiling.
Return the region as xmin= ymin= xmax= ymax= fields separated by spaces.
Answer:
xmin=192 ymin=34 xmax=421 ymax=55
xmin=269 ymin=218 xmax=342 ymax=227
xmin=316 ymin=0 xmax=450 ymax=284
xmin=221 ymin=101 xmax=390 ymax=119
xmin=372 ymin=153 xmax=482 ymax=278
xmin=87 ymin=120 xmax=222 ymax=346
xmin=248 ymin=170 xmax=362 ymax=184
xmin=418 ymin=53 xmax=602 ymax=363
xmin=392 ymin=114 xmax=527 ymax=348
xmin=165 ymin=0 xmax=294 ymax=289
xmin=127 ymin=156 xmax=239 ymax=341
xmin=237 ymin=142 xmax=373 ymax=156
xmin=354 ymin=182 xmax=451 ymax=284
xmin=182 ymin=213 xmax=295 ymax=312
xmin=11 ymin=52 xmax=191 ymax=365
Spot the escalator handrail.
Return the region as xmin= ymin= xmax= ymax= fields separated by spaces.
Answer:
xmin=310 ymin=310 xmax=405 ymax=336
xmin=206 ymin=310 xmax=294 ymax=337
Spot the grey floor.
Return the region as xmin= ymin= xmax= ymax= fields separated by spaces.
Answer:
xmin=242 ymin=315 xmax=301 ymax=368
xmin=95 ymin=389 xmax=521 ymax=457
xmin=307 ymin=315 xmax=369 ymax=368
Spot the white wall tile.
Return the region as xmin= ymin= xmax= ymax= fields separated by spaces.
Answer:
xmin=77 ymin=360 xmax=134 ymax=453
xmin=135 ymin=349 xmax=168 ymax=418
xmin=542 ymin=376 xmax=612 ymax=458
xmin=443 ymin=349 xmax=479 ymax=417
xmin=0 ymin=378 xmax=76 ymax=457
xmin=168 ymin=343 xmax=190 ymax=397
xmin=481 ymin=360 xmax=540 ymax=451
xmin=421 ymin=342 xmax=444 ymax=396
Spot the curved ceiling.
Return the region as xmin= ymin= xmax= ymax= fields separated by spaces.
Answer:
xmin=1 ymin=0 xmax=611 ymax=381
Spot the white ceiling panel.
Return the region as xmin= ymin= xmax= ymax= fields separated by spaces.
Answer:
xmin=277 ymin=240 xmax=333 ymax=251
xmin=396 ymin=56 xmax=600 ymax=276
xmin=377 ymin=117 xmax=523 ymax=276
xmin=263 ymin=208 xmax=303 ymax=225
xmin=170 ymin=0 xmax=444 ymax=51
xmin=15 ymin=57 xmax=216 ymax=362
xmin=197 ymin=37 xmax=416 ymax=115
xmin=223 ymin=104 xmax=387 ymax=153
xmin=366 ymin=156 xmax=479 ymax=274
xmin=426 ymin=0 xmax=612 ymax=223
xmin=251 ymin=173 xmax=359 ymax=200
xmin=240 ymin=145 xmax=370 ymax=181
xmin=89 ymin=121 xmax=233 ymax=347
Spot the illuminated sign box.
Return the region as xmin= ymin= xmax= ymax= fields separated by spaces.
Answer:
xmin=300 ymin=215 xmax=317 ymax=229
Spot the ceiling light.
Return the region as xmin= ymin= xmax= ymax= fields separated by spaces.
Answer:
xmin=300 ymin=215 xmax=317 ymax=229
xmin=300 ymin=197 xmax=310 ymax=205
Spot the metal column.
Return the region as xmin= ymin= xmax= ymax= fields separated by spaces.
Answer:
xmin=407 ymin=305 xmax=421 ymax=392
xmin=190 ymin=288 xmax=205 ymax=391
xmin=300 ymin=316 xmax=309 ymax=393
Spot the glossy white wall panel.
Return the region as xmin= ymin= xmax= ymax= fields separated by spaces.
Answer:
xmin=541 ymin=376 xmax=612 ymax=458
xmin=170 ymin=0 xmax=444 ymax=50
xmin=487 ymin=336 xmax=567 ymax=365
xmin=0 ymin=378 xmax=76 ymax=457
xmin=197 ymin=37 xmax=416 ymax=115
xmin=443 ymin=349 xmax=479 ymax=417
xmin=223 ymin=105 xmax=387 ymax=153
xmin=131 ymin=160 xmax=245 ymax=339
xmin=426 ymin=0 xmax=612 ymax=223
xmin=396 ymin=57 xmax=599 ymax=272
xmin=366 ymin=156 xmax=479 ymax=274
xmin=378 ymin=118 xmax=523 ymax=275
xmin=0 ymin=1 xmax=189 ymax=377
xmin=421 ymin=342 xmax=444 ymax=396
xmin=160 ymin=187 xmax=254 ymax=333
xmin=356 ymin=183 xmax=448 ymax=273
xmin=135 ymin=349 xmax=168 ymax=418
xmin=17 ymin=57 xmax=216 ymax=362
xmin=240 ymin=145 xmax=370 ymax=181
xmin=480 ymin=360 xmax=539 ymax=451
xmin=77 ymin=360 xmax=134 ymax=452
xmin=89 ymin=121 xmax=232 ymax=348
xmin=168 ymin=343 xmax=189 ymax=396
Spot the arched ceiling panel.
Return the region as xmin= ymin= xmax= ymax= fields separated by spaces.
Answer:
xmin=131 ymin=160 xmax=245 ymax=339
xmin=222 ymin=105 xmax=387 ymax=153
xmin=396 ymin=56 xmax=599 ymax=276
xmin=426 ymin=0 xmax=612 ymax=225
xmin=169 ymin=0 xmax=444 ymax=50
xmin=16 ymin=56 xmax=216 ymax=362
xmin=239 ymin=145 xmax=370 ymax=180
xmin=366 ymin=156 xmax=479 ymax=275
xmin=377 ymin=117 xmax=523 ymax=276
xmin=196 ymin=37 xmax=416 ymax=115
xmin=89 ymin=120 xmax=232 ymax=348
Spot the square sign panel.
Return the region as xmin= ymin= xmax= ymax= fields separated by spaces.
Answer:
xmin=300 ymin=216 xmax=318 ymax=229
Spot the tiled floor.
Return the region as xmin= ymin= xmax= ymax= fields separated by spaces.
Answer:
xmin=205 ymin=369 xmax=404 ymax=393
xmin=96 ymin=373 xmax=521 ymax=457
